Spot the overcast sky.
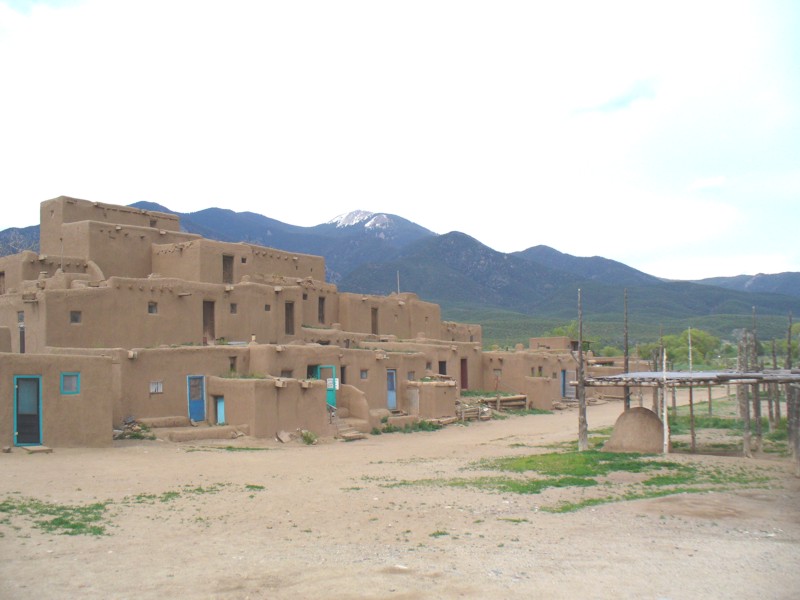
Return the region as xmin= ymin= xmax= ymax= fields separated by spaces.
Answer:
xmin=1 ymin=0 xmax=798 ymax=280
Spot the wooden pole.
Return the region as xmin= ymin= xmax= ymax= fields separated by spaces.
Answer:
xmin=741 ymin=383 xmax=752 ymax=458
xmin=768 ymin=340 xmax=777 ymax=431
xmin=662 ymin=348 xmax=669 ymax=454
xmin=751 ymin=311 xmax=762 ymax=450
xmin=577 ymin=289 xmax=588 ymax=452
xmin=689 ymin=385 xmax=696 ymax=452
xmin=671 ymin=386 xmax=677 ymax=418
xmin=707 ymin=385 xmax=713 ymax=417
xmin=624 ymin=288 xmax=630 ymax=411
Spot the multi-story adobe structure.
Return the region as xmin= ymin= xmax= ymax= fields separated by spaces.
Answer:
xmin=0 ymin=197 xmax=634 ymax=448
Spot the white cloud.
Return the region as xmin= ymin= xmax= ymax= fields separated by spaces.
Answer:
xmin=0 ymin=0 xmax=798 ymax=281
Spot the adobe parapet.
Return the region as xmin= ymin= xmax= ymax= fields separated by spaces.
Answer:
xmin=152 ymin=238 xmax=325 ymax=285
xmin=40 ymin=196 xmax=180 ymax=255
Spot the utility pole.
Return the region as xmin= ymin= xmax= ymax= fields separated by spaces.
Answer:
xmin=577 ymin=289 xmax=588 ymax=451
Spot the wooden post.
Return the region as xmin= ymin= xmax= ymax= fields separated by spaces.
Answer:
xmin=740 ymin=382 xmax=752 ymax=458
xmin=662 ymin=349 xmax=669 ymax=454
xmin=577 ymin=289 xmax=588 ymax=452
xmin=752 ymin=383 xmax=762 ymax=451
xmin=751 ymin=312 xmax=762 ymax=450
xmin=769 ymin=340 xmax=778 ymax=430
xmin=689 ymin=385 xmax=696 ymax=452
xmin=623 ymin=288 xmax=630 ymax=411
xmin=707 ymin=385 xmax=713 ymax=417
xmin=671 ymin=386 xmax=677 ymax=418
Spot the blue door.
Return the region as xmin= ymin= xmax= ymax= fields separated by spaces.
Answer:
xmin=215 ymin=396 xmax=225 ymax=425
xmin=387 ymin=369 xmax=397 ymax=410
xmin=187 ymin=376 xmax=206 ymax=422
xmin=313 ymin=365 xmax=337 ymax=408
xmin=15 ymin=376 xmax=41 ymax=446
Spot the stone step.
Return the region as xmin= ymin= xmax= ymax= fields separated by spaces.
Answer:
xmin=338 ymin=429 xmax=367 ymax=441
xmin=157 ymin=424 xmax=249 ymax=442
xmin=137 ymin=416 xmax=192 ymax=428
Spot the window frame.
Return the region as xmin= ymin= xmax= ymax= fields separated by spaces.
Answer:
xmin=60 ymin=372 xmax=81 ymax=395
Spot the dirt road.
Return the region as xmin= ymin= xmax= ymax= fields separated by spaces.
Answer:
xmin=1 ymin=400 xmax=799 ymax=599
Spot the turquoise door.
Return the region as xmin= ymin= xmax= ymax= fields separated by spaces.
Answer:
xmin=387 ymin=369 xmax=397 ymax=410
xmin=15 ymin=376 xmax=42 ymax=446
xmin=215 ymin=396 xmax=225 ymax=425
xmin=314 ymin=365 xmax=337 ymax=408
xmin=187 ymin=376 xmax=206 ymax=422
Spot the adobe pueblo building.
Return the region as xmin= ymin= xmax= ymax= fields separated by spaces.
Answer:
xmin=0 ymin=197 xmax=628 ymax=447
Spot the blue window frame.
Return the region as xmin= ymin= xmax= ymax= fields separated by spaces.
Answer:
xmin=60 ymin=372 xmax=81 ymax=395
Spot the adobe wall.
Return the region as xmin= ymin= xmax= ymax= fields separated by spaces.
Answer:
xmin=360 ymin=339 xmax=483 ymax=391
xmin=529 ymin=336 xmax=578 ymax=351
xmin=56 ymin=221 xmax=199 ymax=280
xmin=205 ymin=376 xmax=332 ymax=438
xmin=0 ymin=352 xmax=113 ymax=447
xmin=441 ymin=321 xmax=482 ymax=344
xmin=114 ymin=346 xmax=252 ymax=426
xmin=246 ymin=343 xmax=441 ymax=415
xmin=337 ymin=292 xmax=443 ymax=339
xmin=0 ymin=327 xmax=10 ymax=352
xmin=408 ymin=381 xmax=458 ymax=419
xmin=40 ymin=196 xmax=180 ymax=255
xmin=482 ymin=350 xmax=577 ymax=404
xmin=1 ymin=291 xmax=45 ymax=354
xmin=0 ymin=251 xmax=91 ymax=295
xmin=152 ymin=240 xmax=326 ymax=286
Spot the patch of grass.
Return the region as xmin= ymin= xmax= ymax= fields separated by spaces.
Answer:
xmin=443 ymin=475 xmax=597 ymax=495
xmin=504 ymin=408 xmax=554 ymax=416
xmin=460 ymin=390 xmax=513 ymax=398
xmin=429 ymin=530 xmax=449 ymax=538
xmin=486 ymin=451 xmax=676 ymax=478
xmin=300 ymin=430 xmax=318 ymax=445
xmin=377 ymin=421 xmax=443 ymax=435
xmin=498 ymin=517 xmax=529 ymax=524
xmin=0 ymin=497 xmax=109 ymax=536
xmin=221 ymin=446 xmax=270 ymax=452
xmin=244 ymin=484 xmax=265 ymax=491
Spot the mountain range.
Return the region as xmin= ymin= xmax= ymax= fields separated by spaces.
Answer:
xmin=2 ymin=202 xmax=798 ymax=346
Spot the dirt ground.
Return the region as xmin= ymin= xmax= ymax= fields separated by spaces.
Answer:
xmin=2 ymin=398 xmax=799 ymax=600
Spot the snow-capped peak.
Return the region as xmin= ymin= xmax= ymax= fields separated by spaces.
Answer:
xmin=328 ymin=211 xmax=390 ymax=230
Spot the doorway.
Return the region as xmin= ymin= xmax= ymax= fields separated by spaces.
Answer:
xmin=214 ymin=396 xmax=225 ymax=425
xmin=187 ymin=375 xmax=206 ymax=421
xmin=313 ymin=365 xmax=337 ymax=408
xmin=387 ymin=369 xmax=397 ymax=410
xmin=14 ymin=375 xmax=41 ymax=445
xmin=203 ymin=301 xmax=215 ymax=345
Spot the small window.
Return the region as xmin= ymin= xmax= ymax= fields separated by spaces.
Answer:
xmin=229 ymin=356 xmax=237 ymax=372
xmin=149 ymin=381 xmax=163 ymax=394
xmin=241 ymin=257 xmax=247 ymax=264
xmin=17 ymin=311 xmax=24 ymax=323
xmin=70 ymin=311 xmax=82 ymax=324
xmin=302 ymin=293 xmax=308 ymax=300
xmin=148 ymin=301 xmax=158 ymax=314
xmin=280 ymin=369 xmax=293 ymax=378
xmin=264 ymin=304 xmax=271 ymax=312
xmin=61 ymin=372 xmax=80 ymax=395
xmin=149 ymin=219 xmax=157 ymax=228
xmin=438 ymin=361 xmax=447 ymax=375
xmin=538 ymin=366 xmax=544 ymax=377
xmin=360 ymin=369 xmax=368 ymax=380
xmin=407 ymin=371 xmax=415 ymax=381
xmin=230 ymin=303 xmax=238 ymax=314
xmin=425 ymin=362 xmax=432 ymax=371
